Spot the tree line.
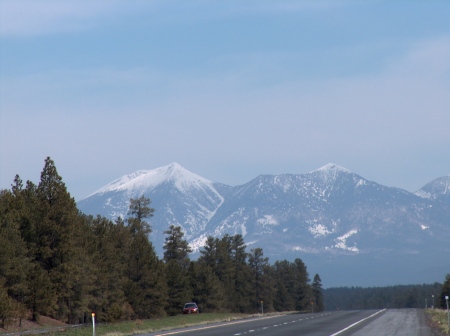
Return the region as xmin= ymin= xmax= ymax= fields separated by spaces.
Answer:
xmin=324 ymin=277 xmax=450 ymax=311
xmin=0 ymin=157 xmax=324 ymax=328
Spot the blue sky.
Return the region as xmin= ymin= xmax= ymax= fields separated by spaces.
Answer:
xmin=1 ymin=0 xmax=450 ymax=201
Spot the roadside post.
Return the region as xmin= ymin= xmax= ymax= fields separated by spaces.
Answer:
xmin=92 ymin=312 xmax=96 ymax=336
xmin=261 ymin=301 xmax=264 ymax=314
xmin=446 ymin=296 xmax=449 ymax=333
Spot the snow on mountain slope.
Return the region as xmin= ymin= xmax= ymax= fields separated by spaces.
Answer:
xmin=78 ymin=163 xmax=225 ymax=252
xmin=415 ymin=175 xmax=450 ymax=201
xmin=78 ymin=163 xmax=450 ymax=286
xmin=196 ymin=162 xmax=445 ymax=261
xmin=88 ymin=162 xmax=220 ymax=197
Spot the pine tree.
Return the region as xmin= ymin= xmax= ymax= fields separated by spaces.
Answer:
xmin=27 ymin=263 xmax=56 ymax=322
xmin=125 ymin=196 xmax=166 ymax=318
xmin=32 ymin=157 xmax=92 ymax=322
xmin=0 ymin=279 xmax=17 ymax=329
xmin=311 ymin=274 xmax=324 ymax=312
xmin=87 ymin=215 xmax=128 ymax=322
xmin=188 ymin=261 xmax=224 ymax=312
xmin=273 ymin=279 xmax=293 ymax=311
xmin=271 ymin=259 xmax=310 ymax=312
xmin=199 ymin=236 xmax=219 ymax=270
xmin=272 ymin=260 xmax=296 ymax=311
xmin=163 ymin=225 xmax=193 ymax=315
xmin=163 ymin=225 xmax=192 ymax=269
xmin=0 ymin=188 xmax=30 ymax=309
xmin=127 ymin=196 xmax=154 ymax=235
xmin=225 ymin=235 xmax=252 ymax=312
xmin=125 ymin=237 xmax=167 ymax=318
xmin=248 ymin=248 xmax=273 ymax=312
xmin=164 ymin=260 xmax=192 ymax=315
xmin=440 ymin=274 xmax=450 ymax=309
xmin=293 ymin=258 xmax=310 ymax=311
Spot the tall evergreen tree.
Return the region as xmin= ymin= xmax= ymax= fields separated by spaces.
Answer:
xmin=311 ymin=274 xmax=324 ymax=312
xmin=125 ymin=196 xmax=166 ymax=318
xmin=293 ymin=258 xmax=310 ymax=311
xmin=271 ymin=259 xmax=310 ymax=312
xmin=188 ymin=261 xmax=224 ymax=313
xmin=440 ymin=274 xmax=450 ymax=309
xmin=0 ymin=278 xmax=17 ymax=328
xmin=272 ymin=260 xmax=296 ymax=311
xmin=164 ymin=260 xmax=192 ymax=315
xmin=32 ymin=157 xmax=92 ymax=322
xmin=227 ymin=235 xmax=252 ymax=312
xmin=87 ymin=215 xmax=128 ymax=322
xmin=248 ymin=248 xmax=273 ymax=312
xmin=163 ymin=225 xmax=192 ymax=269
xmin=26 ymin=263 xmax=56 ymax=322
xmin=0 ymin=188 xmax=30 ymax=309
xmin=127 ymin=196 xmax=154 ymax=235
xmin=199 ymin=236 xmax=219 ymax=271
xmin=162 ymin=225 xmax=193 ymax=315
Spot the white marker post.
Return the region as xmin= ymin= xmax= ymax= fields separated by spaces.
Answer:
xmin=92 ymin=312 xmax=96 ymax=336
xmin=261 ymin=301 xmax=264 ymax=314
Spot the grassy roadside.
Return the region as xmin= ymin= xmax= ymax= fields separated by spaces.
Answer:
xmin=1 ymin=312 xmax=291 ymax=336
xmin=426 ymin=309 xmax=450 ymax=336
xmin=62 ymin=313 xmax=255 ymax=336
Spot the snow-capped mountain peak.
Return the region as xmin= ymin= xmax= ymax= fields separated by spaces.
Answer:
xmin=164 ymin=162 xmax=216 ymax=193
xmin=314 ymin=163 xmax=351 ymax=174
xmin=308 ymin=163 xmax=352 ymax=184
xmin=415 ymin=174 xmax=450 ymax=200
xmin=78 ymin=163 xmax=450 ymax=287
xmin=86 ymin=162 xmax=213 ymax=197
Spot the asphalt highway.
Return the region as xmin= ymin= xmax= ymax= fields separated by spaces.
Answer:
xmin=143 ymin=309 xmax=430 ymax=336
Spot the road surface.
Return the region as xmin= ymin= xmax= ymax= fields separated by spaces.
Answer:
xmin=142 ymin=309 xmax=431 ymax=336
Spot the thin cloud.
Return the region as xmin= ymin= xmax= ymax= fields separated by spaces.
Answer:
xmin=0 ymin=0 xmax=356 ymax=37
xmin=0 ymin=0 xmax=126 ymax=37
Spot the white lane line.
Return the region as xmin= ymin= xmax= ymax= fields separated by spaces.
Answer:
xmin=155 ymin=314 xmax=281 ymax=335
xmin=329 ymin=309 xmax=386 ymax=336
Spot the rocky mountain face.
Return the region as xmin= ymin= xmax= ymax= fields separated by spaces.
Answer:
xmin=77 ymin=163 xmax=450 ymax=287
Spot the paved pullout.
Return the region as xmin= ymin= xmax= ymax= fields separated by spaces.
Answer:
xmin=350 ymin=309 xmax=431 ymax=336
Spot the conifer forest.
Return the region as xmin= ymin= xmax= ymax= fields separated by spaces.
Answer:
xmin=1 ymin=157 xmax=449 ymax=329
xmin=0 ymin=157 xmax=323 ymax=327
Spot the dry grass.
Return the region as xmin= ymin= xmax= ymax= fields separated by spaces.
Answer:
xmin=0 ymin=311 xmax=298 ymax=336
xmin=0 ymin=313 xmax=255 ymax=336
xmin=426 ymin=309 xmax=450 ymax=336
xmin=0 ymin=315 xmax=68 ymax=333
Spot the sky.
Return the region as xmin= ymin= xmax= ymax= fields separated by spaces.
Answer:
xmin=1 ymin=0 xmax=450 ymax=202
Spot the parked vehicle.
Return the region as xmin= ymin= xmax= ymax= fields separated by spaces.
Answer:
xmin=183 ymin=302 xmax=199 ymax=314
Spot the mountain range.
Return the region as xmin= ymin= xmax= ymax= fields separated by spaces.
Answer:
xmin=77 ymin=163 xmax=450 ymax=288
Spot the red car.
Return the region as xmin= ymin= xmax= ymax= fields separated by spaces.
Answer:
xmin=183 ymin=302 xmax=199 ymax=314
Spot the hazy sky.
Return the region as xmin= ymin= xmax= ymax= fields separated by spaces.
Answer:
xmin=1 ymin=0 xmax=450 ymax=201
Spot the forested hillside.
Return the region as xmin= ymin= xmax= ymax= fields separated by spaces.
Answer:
xmin=324 ymin=281 xmax=449 ymax=310
xmin=0 ymin=158 xmax=323 ymax=328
